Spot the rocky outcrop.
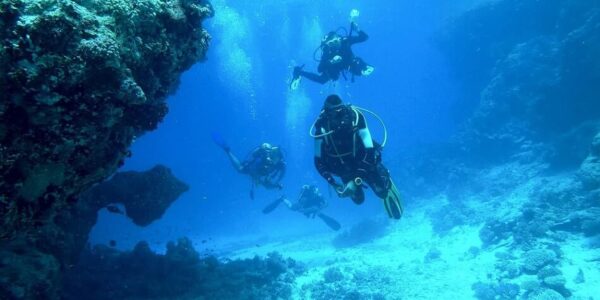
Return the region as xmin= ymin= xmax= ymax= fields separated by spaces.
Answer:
xmin=1 ymin=165 xmax=189 ymax=299
xmin=0 ymin=0 xmax=212 ymax=298
xmin=0 ymin=0 xmax=211 ymax=241
xmin=62 ymin=238 xmax=301 ymax=300
xmin=437 ymin=1 xmax=600 ymax=168
xmin=579 ymin=132 xmax=600 ymax=191
xmin=80 ymin=165 xmax=189 ymax=227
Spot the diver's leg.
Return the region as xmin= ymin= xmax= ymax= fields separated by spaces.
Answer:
xmin=262 ymin=196 xmax=287 ymax=214
xmin=299 ymin=70 xmax=330 ymax=84
xmin=365 ymin=163 xmax=403 ymax=219
xmin=225 ymin=150 xmax=244 ymax=173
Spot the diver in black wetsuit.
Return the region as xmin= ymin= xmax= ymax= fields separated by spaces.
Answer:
xmin=214 ymin=140 xmax=286 ymax=199
xmin=311 ymin=94 xmax=403 ymax=219
xmin=262 ymin=185 xmax=341 ymax=231
xmin=291 ymin=22 xmax=374 ymax=89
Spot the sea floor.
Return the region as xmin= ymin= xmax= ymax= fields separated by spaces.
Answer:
xmin=221 ymin=185 xmax=600 ymax=299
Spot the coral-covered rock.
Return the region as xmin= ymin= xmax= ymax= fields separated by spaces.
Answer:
xmin=521 ymin=249 xmax=558 ymax=275
xmin=0 ymin=0 xmax=212 ymax=298
xmin=527 ymin=288 xmax=565 ymax=300
xmin=63 ymin=240 xmax=300 ymax=300
xmin=0 ymin=0 xmax=211 ymax=240
xmin=0 ymin=239 xmax=60 ymax=299
xmin=436 ymin=1 xmax=600 ymax=168
xmin=80 ymin=165 xmax=189 ymax=226
xmin=579 ymin=132 xmax=600 ymax=190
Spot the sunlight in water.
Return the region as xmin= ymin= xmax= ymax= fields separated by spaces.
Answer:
xmin=212 ymin=0 xmax=257 ymax=119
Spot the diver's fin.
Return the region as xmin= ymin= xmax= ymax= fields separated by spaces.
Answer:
xmin=382 ymin=179 xmax=403 ymax=219
xmin=317 ymin=213 xmax=341 ymax=231
xmin=262 ymin=196 xmax=285 ymax=214
xmin=211 ymin=132 xmax=229 ymax=151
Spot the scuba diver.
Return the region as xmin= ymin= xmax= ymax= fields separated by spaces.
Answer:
xmin=290 ymin=21 xmax=374 ymax=89
xmin=262 ymin=185 xmax=341 ymax=231
xmin=212 ymin=133 xmax=286 ymax=199
xmin=310 ymin=94 xmax=403 ymax=219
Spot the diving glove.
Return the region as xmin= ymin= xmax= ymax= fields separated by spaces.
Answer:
xmin=291 ymin=65 xmax=304 ymax=90
xmin=361 ymin=65 xmax=375 ymax=76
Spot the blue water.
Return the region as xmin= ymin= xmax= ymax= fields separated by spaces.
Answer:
xmin=90 ymin=1 xmax=481 ymax=248
xmin=71 ymin=0 xmax=600 ymax=298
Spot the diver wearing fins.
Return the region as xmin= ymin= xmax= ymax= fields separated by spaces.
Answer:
xmin=262 ymin=184 xmax=341 ymax=231
xmin=290 ymin=21 xmax=374 ymax=89
xmin=213 ymin=134 xmax=285 ymax=199
xmin=311 ymin=94 xmax=403 ymax=219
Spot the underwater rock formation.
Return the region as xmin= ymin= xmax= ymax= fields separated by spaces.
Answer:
xmin=436 ymin=0 xmax=600 ymax=168
xmin=80 ymin=164 xmax=189 ymax=227
xmin=63 ymin=238 xmax=301 ymax=300
xmin=0 ymin=0 xmax=212 ymax=298
xmin=1 ymin=165 xmax=189 ymax=299
xmin=579 ymin=131 xmax=600 ymax=191
xmin=59 ymin=165 xmax=188 ymax=263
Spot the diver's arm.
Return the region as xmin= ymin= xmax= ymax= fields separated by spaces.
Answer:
xmin=358 ymin=128 xmax=374 ymax=149
xmin=349 ymin=30 xmax=368 ymax=44
xmin=357 ymin=112 xmax=374 ymax=149
xmin=314 ymin=156 xmax=339 ymax=187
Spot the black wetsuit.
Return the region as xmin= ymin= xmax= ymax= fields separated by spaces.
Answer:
xmin=241 ymin=147 xmax=285 ymax=189
xmin=291 ymin=186 xmax=326 ymax=218
xmin=300 ymin=30 xmax=369 ymax=84
xmin=313 ymin=105 xmax=391 ymax=203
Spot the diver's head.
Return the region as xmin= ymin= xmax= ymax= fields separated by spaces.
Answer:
xmin=322 ymin=32 xmax=342 ymax=50
xmin=261 ymin=143 xmax=273 ymax=150
xmin=323 ymin=94 xmax=343 ymax=111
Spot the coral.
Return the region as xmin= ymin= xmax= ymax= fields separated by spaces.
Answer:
xmin=332 ymin=218 xmax=389 ymax=249
xmin=323 ymin=267 xmax=345 ymax=283
xmin=579 ymin=131 xmax=600 ymax=190
xmin=526 ymin=288 xmax=565 ymax=300
xmin=424 ymin=248 xmax=442 ymax=263
xmin=435 ymin=1 xmax=600 ymax=168
xmin=521 ymin=249 xmax=557 ymax=275
xmin=428 ymin=202 xmax=477 ymax=235
xmin=0 ymin=239 xmax=60 ymax=299
xmin=472 ymin=282 xmax=519 ymax=300
xmin=63 ymin=238 xmax=300 ymax=300
xmin=0 ymin=0 xmax=211 ymax=298
xmin=304 ymin=268 xmax=391 ymax=300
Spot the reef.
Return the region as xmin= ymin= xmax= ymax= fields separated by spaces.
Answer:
xmin=1 ymin=165 xmax=189 ymax=299
xmin=0 ymin=0 xmax=212 ymax=298
xmin=62 ymin=238 xmax=302 ymax=300
xmin=415 ymin=1 xmax=600 ymax=298
xmin=436 ymin=0 xmax=600 ymax=168
xmin=300 ymin=266 xmax=388 ymax=300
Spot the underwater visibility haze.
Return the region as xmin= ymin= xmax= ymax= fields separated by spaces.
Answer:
xmin=1 ymin=0 xmax=600 ymax=299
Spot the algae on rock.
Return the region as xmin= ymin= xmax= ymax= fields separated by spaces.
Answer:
xmin=0 ymin=0 xmax=213 ymax=298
